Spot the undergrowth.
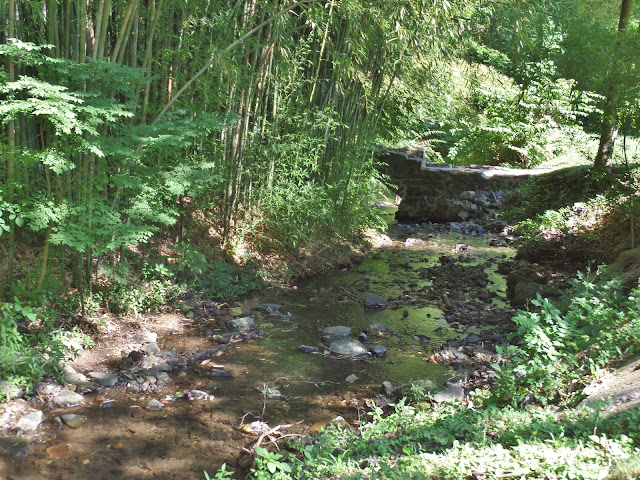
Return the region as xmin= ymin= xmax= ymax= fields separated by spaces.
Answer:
xmin=0 ymin=298 xmax=91 ymax=400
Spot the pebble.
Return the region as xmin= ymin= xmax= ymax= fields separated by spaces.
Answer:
xmin=212 ymin=370 xmax=234 ymax=378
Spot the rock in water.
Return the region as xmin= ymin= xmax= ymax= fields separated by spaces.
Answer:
xmin=366 ymin=321 xmax=393 ymax=337
xmin=61 ymin=414 xmax=88 ymax=428
xmin=145 ymin=399 xmax=164 ymax=411
xmin=370 ymin=346 xmax=387 ymax=359
xmin=88 ymin=371 xmax=119 ymax=387
xmin=322 ymin=326 xmax=351 ymax=338
xmin=0 ymin=436 xmax=31 ymax=462
xmin=135 ymin=331 xmax=157 ymax=344
xmin=230 ymin=317 xmax=256 ymax=331
xmin=16 ymin=411 xmax=43 ymax=433
xmin=297 ymin=345 xmax=318 ymax=354
xmin=382 ymin=381 xmax=397 ymax=396
xmin=329 ymin=338 xmax=368 ymax=356
xmin=364 ymin=294 xmax=387 ymax=308
xmin=53 ymin=390 xmax=84 ymax=407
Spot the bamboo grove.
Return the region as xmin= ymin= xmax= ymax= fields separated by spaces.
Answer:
xmin=0 ymin=0 xmax=472 ymax=296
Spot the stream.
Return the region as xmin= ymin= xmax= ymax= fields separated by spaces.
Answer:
xmin=1 ymin=219 xmax=515 ymax=480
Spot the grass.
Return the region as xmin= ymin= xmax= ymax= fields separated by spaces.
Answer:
xmin=228 ymin=400 xmax=640 ymax=479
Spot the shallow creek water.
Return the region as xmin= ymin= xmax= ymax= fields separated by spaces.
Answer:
xmin=4 ymin=224 xmax=514 ymax=480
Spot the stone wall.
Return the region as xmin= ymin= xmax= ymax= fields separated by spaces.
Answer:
xmin=377 ymin=147 xmax=545 ymax=224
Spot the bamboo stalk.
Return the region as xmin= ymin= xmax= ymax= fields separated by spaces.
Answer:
xmin=152 ymin=0 xmax=314 ymax=126
xmin=111 ymin=0 xmax=139 ymax=64
xmin=6 ymin=0 xmax=16 ymax=288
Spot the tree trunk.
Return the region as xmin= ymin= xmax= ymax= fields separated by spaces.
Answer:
xmin=593 ymin=0 xmax=632 ymax=171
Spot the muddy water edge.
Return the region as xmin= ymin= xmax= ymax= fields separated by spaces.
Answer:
xmin=1 ymin=222 xmax=516 ymax=480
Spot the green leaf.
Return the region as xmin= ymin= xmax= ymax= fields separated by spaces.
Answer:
xmin=267 ymin=462 xmax=277 ymax=474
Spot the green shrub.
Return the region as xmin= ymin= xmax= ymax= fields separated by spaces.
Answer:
xmin=0 ymin=299 xmax=71 ymax=399
xmin=493 ymin=270 xmax=640 ymax=406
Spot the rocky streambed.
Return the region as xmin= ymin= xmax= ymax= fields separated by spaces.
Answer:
xmin=1 ymin=221 xmax=527 ymax=479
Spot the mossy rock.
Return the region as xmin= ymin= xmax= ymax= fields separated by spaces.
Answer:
xmin=611 ymin=247 xmax=640 ymax=288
